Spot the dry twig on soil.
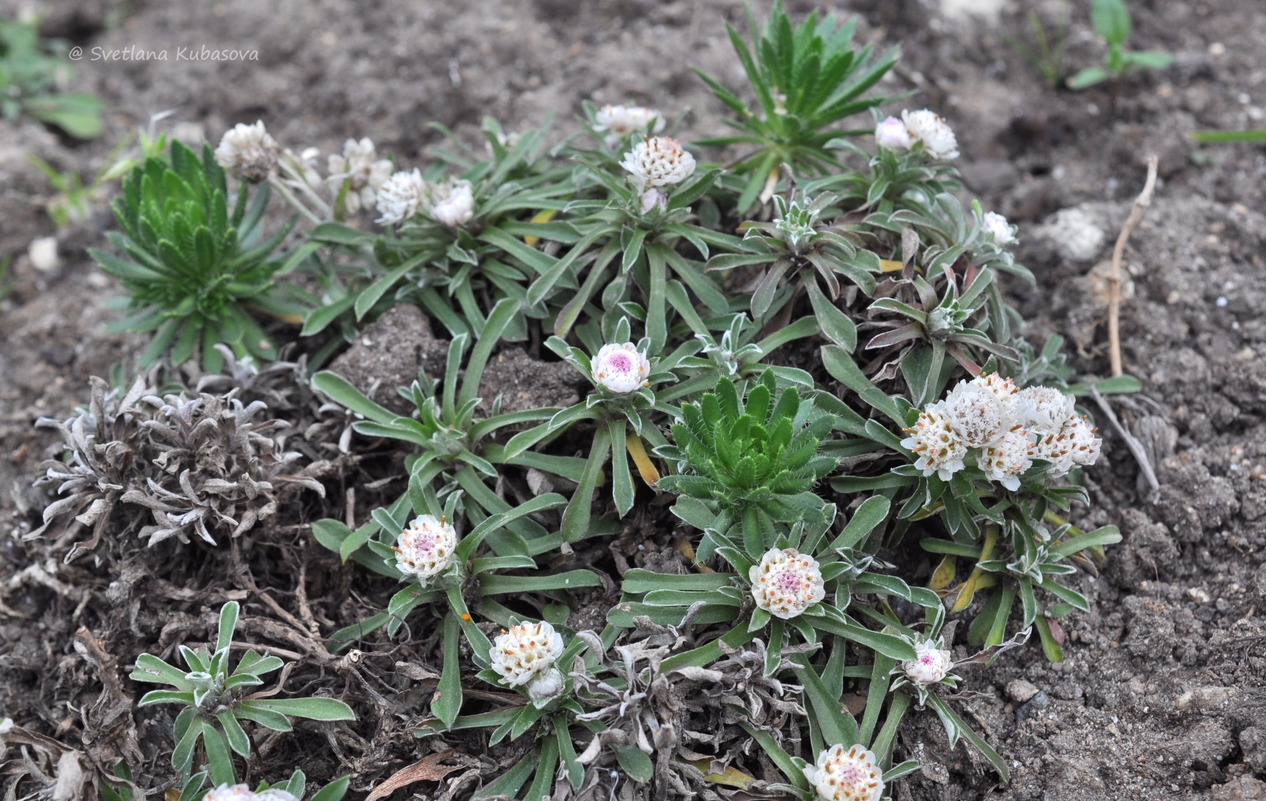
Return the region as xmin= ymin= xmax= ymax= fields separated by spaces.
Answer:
xmin=1108 ymin=155 xmax=1159 ymax=377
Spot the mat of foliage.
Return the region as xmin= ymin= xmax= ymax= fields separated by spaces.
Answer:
xmin=1 ymin=2 xmax=1265 ymax=801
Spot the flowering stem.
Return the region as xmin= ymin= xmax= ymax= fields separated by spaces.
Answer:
xmin=267 ymin=176 xmax=324 ymax=227
xmin=278 ymin=157 xmax=333 ymax=220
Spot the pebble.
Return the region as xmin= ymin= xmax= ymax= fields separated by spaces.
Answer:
xmin=1187 ymin=587 xmax=1213 ymax=604
xmin=1211 ymin=775 xmax=1266 ymax=801
xmin=1032 ymin=207 xmax=1106 ymax=265
xmin=1016 ymin=690 xmax=1049 ymax=723
xmin=1007 ymin=679 xmax=1040 ymax=704
xmin=28 ymin=236 xmax=59 ymax=272
xmin=1176 ymin=686 xmax=1231 ymax=712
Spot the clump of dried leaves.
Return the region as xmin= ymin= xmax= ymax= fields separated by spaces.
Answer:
xmin=32 ymin=375 xmax=322 ymax=558
xmin=570 ymin=615 xmax=809 ymax=800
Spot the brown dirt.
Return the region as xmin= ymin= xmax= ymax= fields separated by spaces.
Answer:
xmin=2 ymin=1 xmax=1265 ymax=800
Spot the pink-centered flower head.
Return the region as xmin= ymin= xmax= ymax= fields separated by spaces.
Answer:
xmin=491 ymin=620 xmax=565 ymax=688
xmin=620 ymin=136 xmax=696 ymax=193
xmin=215 ymin=121 xmax=281 ymax=181
xmin=749 ymin=548 xmax=826 ymax=619
xmin=902 ymin=638 xmax=953 ymax=685
xmin=901 ymin=108 xmax=959 ymax=161
xmin=874 ymin=116 xmax=912 ymax=151
xmin=901 ymin=400 xmax=968 ymax=481
xmin=591 ymin=342 xmax=651 ymax=394
xmin=394 ymin=514 xmax=458 ymax=585
xmin=802 ymin=744 xmax=885 ymax=801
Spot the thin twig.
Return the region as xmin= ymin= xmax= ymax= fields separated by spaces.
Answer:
xmin=1108 ymin=155 xmax=1159 ymax=377
xmin=1090 ymin=387 xmax=1160 ymax=498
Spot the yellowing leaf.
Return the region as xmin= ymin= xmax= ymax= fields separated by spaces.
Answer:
xmin=929 ymin=555 xmax=956 ymax=591
xmin=625 ymin=434 xmax=661 ymax=486
xmin=687 ymin=759 xmax=757 ymax=789
xmin=879 ymin=258 xmax=904 ymax=273
xmin=524 ymin=208 xmax=558 ymax=246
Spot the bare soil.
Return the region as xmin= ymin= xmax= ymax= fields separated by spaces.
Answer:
xmin=2 ymin=1 xmax=1265 ymax=800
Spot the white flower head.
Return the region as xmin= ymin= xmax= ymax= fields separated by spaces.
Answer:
xmin=942 ymin=380 xmax=1014 ymax=448
xmin=749 ymin=548 xmax=826 ymax=619
xmin=591 ymin=342 xmax=651 ymax=394
xmin=491 ymin=620 xmax=565 ymax=688
xmin=902 ymin=638 xmax=953 ymax=685
xmin=971 ymin=372 xmax=1019 ymax=398
xmin=976 ymin=426 xmax=1035 ymax=491
xmin=802 ymin=743 xmax=884 ymax=801
xmin=1021 ymin=389 xmax=1100 ymax=476
xmin=327 ymin=137 xmax=393 ymax=215
xmin=394 ymin=514 xmax=458 ymax=585
xmin=901 ymin=108 xmax=959 ymax=161
xmin=620 ymin=136 xmax=696 ymax=193
xmin=1017 ymin=386 xmax=1076 ymax=435
xmin=901 ymin=400 xmax=968 ymax=481
xmin=376 ymin=169 xmax=427 ymax=225
xmin=204 ymin=786 xmax=296 ymax=801
xmin=874 ymin=115 xmax=912 ymax=151
xmin=428 ymin=178 xmax=476 ymax=227
xmin=983 ymin=211 xmax=1015 ymax=246
xmin=594 ymin=104 xmax=665 ymax=145
xmin=1063 ymin=415 xmax=1101 ymax=467
xmin=526 ymin=666 xmax=566 ymax=703
xmin=215 ymin=121 xmax=281 ymax=181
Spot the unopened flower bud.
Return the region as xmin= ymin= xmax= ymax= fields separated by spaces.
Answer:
xmin=874 ymin=116 xmax=912 ymax=151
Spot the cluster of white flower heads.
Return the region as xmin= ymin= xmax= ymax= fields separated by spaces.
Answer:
xmin=491 ymin=620 xmax=566 ymax=701
xmin=327 ymin=137 xmax=393 ymax=216
xmin=591 ymin=342 xmax=651 ymax=394
xmin=375 ymin=170 xmax=476 ymax=227
xmin=874 ymin=109 xmax=959 ymax=160
xmin=901 ymin=373 xmax=1100 ymax=489
xmin=749 ymin=547 xmax=826 ymax=619
xmin=902 ymin=638 xmax=953 ymax=685
xmin=215 ymin=121 xmax=282 ymax=181
xmin=594 ymin=104 xmax=665 ymax=145
xmin=203 ymin=785 xmax=296 ymax=801
xmin=394 ymin=514 xmax=458 ymax=586
xmin=803 ymin=744 xmax=885 ymax=801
